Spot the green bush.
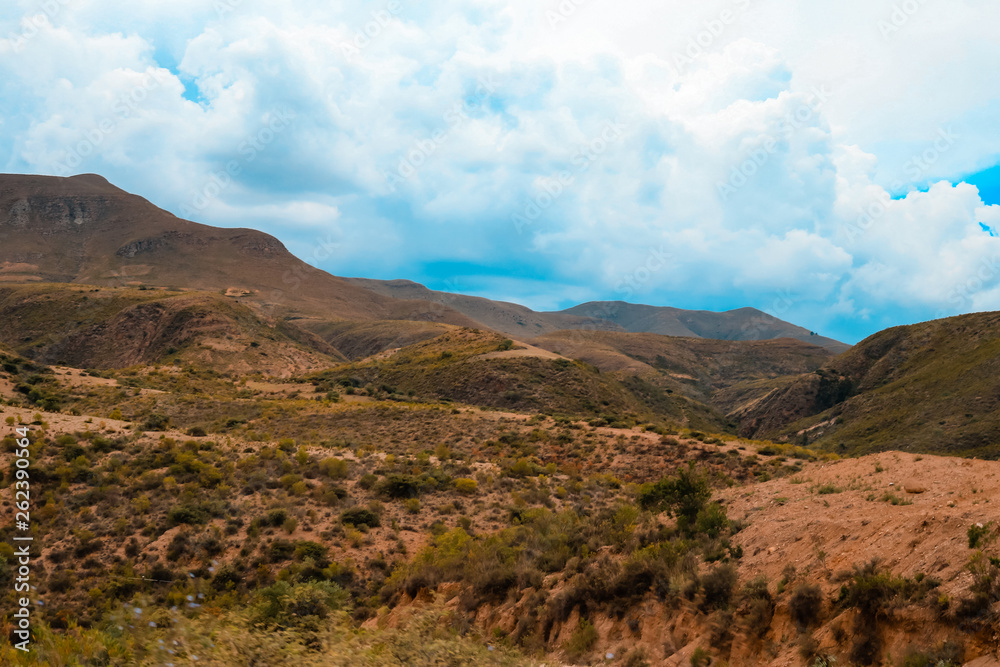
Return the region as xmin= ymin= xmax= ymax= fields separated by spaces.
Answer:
xmin=839 ymin=561 xmax=906 ymax=620
xmin=319 ymin=457 xmax=349 ymax=479
xmin=968 ymin=522 xmax=994 ymax=549
xmin=637 ymin=463 xmax=711 ymax=532
xmin=700 ymin=563 xmax=737 ymax=612
xmin=379 ymin=474 xmax=423 ymax=499
xmin=563 ymin=618 xmax=598 ymax=661
xmin=168 ymin=504 xmax=208 ymax=526
xmin=294 ymin=541 xmax=329 ymax=562
xmin=341 ymin=507 xmax=381 ymax=528
xmin=789 ymin=583 xmax=823 ymax=629
xmin=454 ymin=478 xmax=478 ymax=494
xmin=252 ymin=580 xmax=348 ymax=629
xmin=141 ymin=413 xmax=170 ymax=431
xmin=741 ymin=577 xmax=774 ymax=638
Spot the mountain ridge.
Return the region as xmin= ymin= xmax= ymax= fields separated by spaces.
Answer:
xmin=0 ymin=172 xmax=850 ymax=354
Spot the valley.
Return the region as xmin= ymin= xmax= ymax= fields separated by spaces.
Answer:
xmin=0 ymin=175 xmax=998 ymax=666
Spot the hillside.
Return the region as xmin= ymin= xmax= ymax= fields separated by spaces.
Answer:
xmin=0 ymin=174 xmax=479 ymax=332
xmin=348 ymin=278 xmax=850 ymax=353
xmin=305 ymin=328 xmax=730 ymax=432
xmin=530 ymin=330 xmax=835 ymax=410
xmin=0 ymin=283 xmax=341 ymax=376
xmin=732 ymin=311 xmax=1000 ymax=459
xmin=2 ymin=174 xmax=849 ymax=360
xmin=560 ymin=302 xmax=850 ymax=353
xmin=1 ymin=352 xmax=998 ymax=666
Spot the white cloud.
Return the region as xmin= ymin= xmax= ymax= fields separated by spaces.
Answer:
xmin=1 ymin=0 xmax=999 ymax=343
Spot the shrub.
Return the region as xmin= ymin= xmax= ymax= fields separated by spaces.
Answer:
xmin=839 ymin=561 xmax=905 ymax=621
xmin=789 ymin=583 xmax=824 ymax=629
xmin=141 ymin=413 xmax=170 ymax=431
xmin=700 ymin=563 xmax=737 ymax=612
xmin=454 ymin=478 xmax=478 ymax=494
xmin=563 ymin=618 xmax=598 ymax=661
xmin=378 ymin=474 xmax=422 ymax=499
xmin=968 ymin=522 xmax=994 ymax=549
xmin=694 ymin=502 xmax=729 ymax=539
xmin=252 ymin=580 xmax=348 ymax=629
xmin=622 ymin=648 xmax=651 ymax=667
xmin=168 ymin=504 xmax=207 ymax=526
xmin=211 ymin=565 xmax=242 ymax=591
xmin=268 ymin=540 xmax=296 ymax=562
xmin=741 ymin=577 xmax=774 ymax=638
xmin=637 ymin=463 xmax=711 ymax=532
xmin=319 ymin=457 xmax=349 ymax=479
xmin=294 ymin=541 xmax=329 ymax=562
xmin=901 ymin=642 xmax=965 ymax=667
xmin=341 ymin=507 xmax=380 ymax=528
xmin=690 ymin=647 xmax=711 ymax=667
xmin=263 ymin=508 xmax=288 ymax=527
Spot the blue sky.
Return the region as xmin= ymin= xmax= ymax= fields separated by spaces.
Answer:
xmin=2 ymin=0 xmax=1000 ymax=344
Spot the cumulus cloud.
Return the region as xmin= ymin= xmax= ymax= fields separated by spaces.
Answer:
xmin=1 ymin=0 xmax=999 ymax=343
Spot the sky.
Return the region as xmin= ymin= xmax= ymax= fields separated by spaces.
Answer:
xmin=2 ymin=0 xmax=1000 ymax=344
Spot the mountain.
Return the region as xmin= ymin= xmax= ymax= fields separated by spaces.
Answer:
xmin=1 ymin=173 xmax=849 ymax=358
xmin=0 ymin=173 xmax=479 ymax=329
xmin=560 ymin=301 xmax=850 ymax=353
xmin=529 ymin=329 xmax=835 ymax=412
xmin=345 ymin=277 xmax=622 ymax=336
xmin=348 ymin=278 xmax=849 ymax=353
xmin=732 ymin=311 xmax=1000 ymax=458
xmin=0 ymin=283 xmax=341 ymax=376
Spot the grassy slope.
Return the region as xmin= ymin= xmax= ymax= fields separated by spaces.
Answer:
xmin=742 ymin=311 xmax=1000 ymax=458
xmin=307 ymin=328 xmax=731 ymax=432
xmin=0 ymin=283 xmax=341 ymax=376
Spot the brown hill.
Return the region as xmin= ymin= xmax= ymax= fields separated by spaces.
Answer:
xmin=529 ymin=330 xmax=835 ymax=418
xmin=0 ymin=173 xmax=479 ymax=333
xmin=0 ymin=283 xmax=340 ymax=376
xmin=561 ymin=301 xmax=849 ymax=353
xmin=2 ymin=174 xmax=848 ymax=361
xmin=348 ymin=278 xmax=849 ymax=353
xmin=732 ymin=311 xmax=1000 ymax=459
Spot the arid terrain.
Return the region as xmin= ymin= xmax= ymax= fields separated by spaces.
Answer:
xmin=0 ymin=175 xmax=998 ymax=666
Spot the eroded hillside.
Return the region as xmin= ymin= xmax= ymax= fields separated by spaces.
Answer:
xmin=0 ymin=341 xmax=998 ymax=666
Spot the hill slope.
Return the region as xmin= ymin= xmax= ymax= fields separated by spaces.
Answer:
xmin=0 ymin=283 xmax=340 ymax=376
xmin=348 ymin=278 xmax=848 ymax=352
xmin=733 ymin=311 xmax=1000 ymax=458
xmin=561 ymin=301 xmax=849 ymax=352
xmin=3 ymin=174 xmax=848 ymax=357
xmin=0 ymin=173 xmax=479 ymax=331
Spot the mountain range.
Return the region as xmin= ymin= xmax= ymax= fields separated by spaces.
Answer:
xmin=0 ymin=173 xmax=846 ymax=354
xmin=3 ymin=173 xmax=1000 ymax=459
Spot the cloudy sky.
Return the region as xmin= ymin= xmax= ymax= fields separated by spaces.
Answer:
xmin=2 ymin=0 xmax=999 ymax=343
